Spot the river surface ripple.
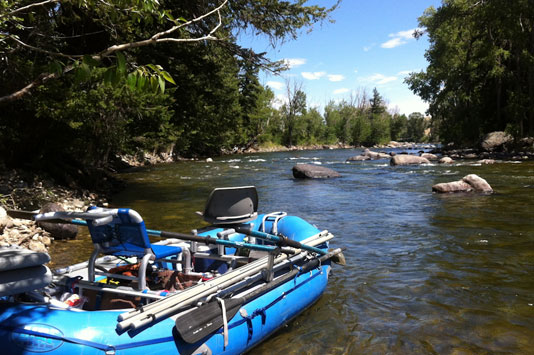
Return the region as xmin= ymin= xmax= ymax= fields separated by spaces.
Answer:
xmin=52 ymin=148 xmax=534 ymax=354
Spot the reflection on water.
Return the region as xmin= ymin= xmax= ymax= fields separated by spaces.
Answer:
xmin=50 ymin=149 xmax=534 ymax=353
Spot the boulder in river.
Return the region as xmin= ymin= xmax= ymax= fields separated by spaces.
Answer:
xmin=363 ymin=149 xmax=391 ymax=160
xmin=347 ymin=149 xmax=391 ymax=162
xmin=292 ymin=164 xmax=341 ymax=179
xmin=439 ymin=157 xmax=454 ymax=164
xmin=346 ymin=155 xmax=371 ymax=162
xmin=420 ymin=153 xmax=438 ymax=161
xmin=390 ymin=154 xmax=431 ymax=166
xmin=480 ymin=131 xmax=513 ymax=151
xmin=432 ymin=174 xmax=493 ymax=193
xmin=38 ymin=202 xmax=78 ymax=240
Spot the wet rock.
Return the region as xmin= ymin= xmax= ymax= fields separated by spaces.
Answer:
xmin=347 ymin=149 xmax=390 ymax=162
xmin=390 ymin=155 xmax=431 ymax=166
xmin=346 ymin=155 xmax=371 ymax=162
xmin=463 ymin=153 xmax=478 ymax=159
xmin=432 ymin=180 xmax=473 ymax=193
xmin=439 ymin=157 xmax=454 ymax=164
xmin=432 ymin=174 xmax=493 ymax=193
xmin=481 ymin=131 xmax=513 ymax=151
xmin=363 ymin=149 xmax=391 ymax=160
xmin=38 ymin=202 xmax=78 ymax=240
xmin=420 ymin=153 xmax=438 ymax=161
xmin=477 ymin=159 xmax=496 ymax=164
xmin=206 ymin=158 xmax=213 ymax=163
xmin=292 ymin=164 xmax=341 ymax=179
xmin=462 ymin=174 xmax=493 ymax=193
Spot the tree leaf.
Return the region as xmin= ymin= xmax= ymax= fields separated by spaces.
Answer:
xmin=161 ymin=71 xmax=176 ymax=85
xmin=158 ymin=75 xmax=165 ymax=93
xmin=116 ymin=51 xmax=126 ymax=74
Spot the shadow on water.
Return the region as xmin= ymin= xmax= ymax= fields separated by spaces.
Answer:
xmin=50 ymin=149 xmax=534 ymax=353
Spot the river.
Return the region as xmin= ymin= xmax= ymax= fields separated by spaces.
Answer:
xmin=50 ymin=147 xmax=534 ymax=353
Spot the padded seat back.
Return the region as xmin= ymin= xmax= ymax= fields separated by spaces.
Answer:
xmin=200 ymin=186 xmax=258 ymax=225
xmin=86 ymin=208 xmax=151 ymax=257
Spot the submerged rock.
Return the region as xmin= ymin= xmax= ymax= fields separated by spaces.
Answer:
xmin=390 ymin=154 xmax=431 ymax=166
xmin=292 ymin=164 xmax=341 ymax=179
xmin=432 ymin=174 xmax=493 ymax=193
xmin=38 ymin=203 xmax=78 ymax=240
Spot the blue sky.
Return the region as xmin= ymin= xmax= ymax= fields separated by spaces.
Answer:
xmin=237 ymin=1 xmax=442 ymax=115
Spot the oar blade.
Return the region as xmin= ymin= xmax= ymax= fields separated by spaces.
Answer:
xmin=175 ymin=297 xmax=243 ymax=344
xmin=331 ymin=249 xmax=346 ymax=265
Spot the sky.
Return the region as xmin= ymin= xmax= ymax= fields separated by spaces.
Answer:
xmin=237 ymin=1 xmax=442 ymax=116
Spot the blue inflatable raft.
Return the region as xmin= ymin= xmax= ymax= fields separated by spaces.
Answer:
xmin=0 ymin=186 xmax=342 ymax=354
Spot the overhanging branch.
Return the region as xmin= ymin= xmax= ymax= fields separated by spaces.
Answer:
xmin=0 ymin=0 xmax=229 ymax=104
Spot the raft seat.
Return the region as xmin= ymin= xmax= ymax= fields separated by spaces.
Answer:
xmin=86 ymin=208 xmax=182 ymax=291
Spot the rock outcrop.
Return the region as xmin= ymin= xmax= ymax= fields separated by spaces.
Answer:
xmin=432 ymin=174 xmax=493 ymax=193
xmin=390 ymin=155 xmax=431 ymax=166
xmin=292 ymin=164 xmax=341 ymax=179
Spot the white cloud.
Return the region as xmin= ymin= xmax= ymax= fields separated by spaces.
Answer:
xmin=328 ymin=74 xmax=345 ymax=82
xmin=381 ymin=37 xmax=405 ymax=49
xmin=392 ymin=29 xmax=417 ymax=39
xmin=362 ymin=73 xmax=398 ymax=85
xmin=333 ymin=88 xmax=350 ymax=95
xmin=266 ymin=81 xmax=284 ymax=90
xmin=301 ymin=71 xmax=326 ymax=80
xmin=381 ymin=28 xmax=419 ymax=49
xmin=283 ymin=58 xmax=306 ymax=68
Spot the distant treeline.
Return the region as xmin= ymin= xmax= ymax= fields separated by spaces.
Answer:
xmin=1 ymin=0 xmax=532 ymax=181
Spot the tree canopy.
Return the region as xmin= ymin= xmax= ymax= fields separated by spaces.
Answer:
xmin=406 ymin=0 xmax=534 ymax=145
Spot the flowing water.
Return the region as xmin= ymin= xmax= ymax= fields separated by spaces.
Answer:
xmin=50 ymin=148 xmax=534 ymax=354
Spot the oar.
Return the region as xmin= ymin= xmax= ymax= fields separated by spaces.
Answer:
xmin=235 ymin=227 xmax=346 ymax=265
xmin=6 ymin=210 xmax=293 ymax=254
xmin=175 ymin=248 xmax=344 ymax=344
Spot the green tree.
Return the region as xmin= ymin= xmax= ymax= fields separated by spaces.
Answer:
xmin=406 ymin=112 xmax=427 ymax=142
xmin=351 ymin=114 xmax=371 ymax=146
xmin=406 ymin=0 xmax=534 ymax=144
xmin=390 ymin=113 xmax=408 ymax=141
xmin=370 ymin=87 xmax=386 ymax=115
xmin=281 ymin=80 xmax=307 ymax=146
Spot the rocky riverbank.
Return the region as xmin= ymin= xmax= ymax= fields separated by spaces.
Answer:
xmin=0 ymin=169 xmax=111 ymax=252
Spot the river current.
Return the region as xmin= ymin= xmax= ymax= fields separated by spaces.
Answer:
xmin=51 ymin=147 xmax=534 ymax=354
